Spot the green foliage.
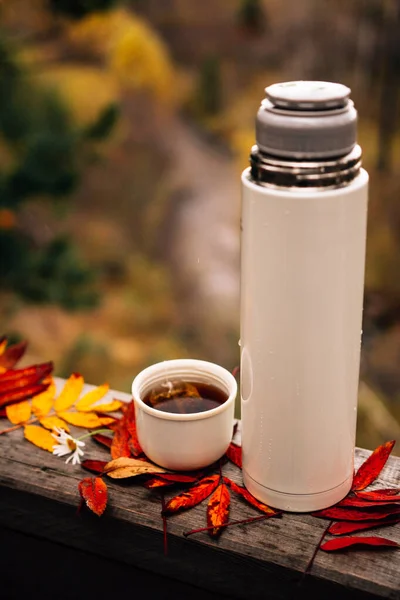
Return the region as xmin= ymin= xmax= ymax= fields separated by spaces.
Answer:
xmin=83 ymin=103 xmax=120 ymax=140
xmin=7 ymin=236 xmax=99 ymax=310
xmin=0 ymin=36 xmax=117 ymax=309
xmin=198 ymin=56 xmax=221 ymax=116
xmin=48 ymin=0 xmax=118 ymax=20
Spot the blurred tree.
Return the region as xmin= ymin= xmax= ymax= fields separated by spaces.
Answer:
xmin=0 ymin=34 xmax=118 ymax=309
xmin=198 ymin=55 xmax=222 ymax=116
xmin=237 ymin=0 xmax=267 ymax=36
xmin=49 ymin=0 xmax=117 ymax=19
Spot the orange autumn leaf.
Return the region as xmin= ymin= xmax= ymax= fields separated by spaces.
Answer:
xmin=78 ymin=477 xmax=108 ymax=516
xmin=163 ymin=474 xmax=220 ymax=514
xmin=0 ymin=340 xmax=27 ymax=373
xmin=224 ymin=478 xmax=278 ymax=515
xmin=24 ymin=424 xmax=55 ymax=452
xmin=39 ymin=415 xmax=70 ymax=432
xmin=54 ymin=373 xmax=84 ymax=412
xmin=57 ymin=411 xmax=114 ymax=429
xmin=104 ymin=456 xmax=169 ymax=479
xmin=352 ymin=441 xmax=396 ymax=491
xmin=207 ymin=482 xmax=230 ymax=537
xmin=31 ymin=381 xmax=56 ymax=418
xmin=111 ymin=424 xmax=131 ymax=459
xmin=0 ymin=337 xmax=7 ymax=356
xmin=74 ymin=383 xmax=110 ymax=411
xmin=6 ymin=400 xmax=31 ymax=424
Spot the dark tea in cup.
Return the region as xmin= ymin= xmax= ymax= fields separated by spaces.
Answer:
xmin=143 ymin=380 xmax=228 ymax=414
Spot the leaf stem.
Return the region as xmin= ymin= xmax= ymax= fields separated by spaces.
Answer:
xmin=77 ymin=429 xmax=112 ymax=441
xmin=303 ymin=520 xmax=332 ymax=577
xmin=0 ymin=416 xmax=38 ymax=434
xmin=183 ymin=513 xmax=274 ymax=537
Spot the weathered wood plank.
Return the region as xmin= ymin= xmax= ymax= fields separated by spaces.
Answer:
xmin=0 ymin=383 xmax=399 ymax=599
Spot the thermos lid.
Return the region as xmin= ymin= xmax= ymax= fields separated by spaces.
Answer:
xmin=256 ymin=81 xmax=357 ymax=159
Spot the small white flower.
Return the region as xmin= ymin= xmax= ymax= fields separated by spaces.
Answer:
xmin=52 ymin=427 xmax=85 ymax=465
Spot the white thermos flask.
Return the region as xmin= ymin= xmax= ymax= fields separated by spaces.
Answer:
xmin=240 ymin=81 xmax=369 ymax=512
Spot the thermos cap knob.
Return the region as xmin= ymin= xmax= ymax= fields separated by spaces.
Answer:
xmin=256 ymin=80 xmax=358 ymax=159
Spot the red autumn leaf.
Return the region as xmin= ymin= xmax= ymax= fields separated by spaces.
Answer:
xmin=81 ymin=459 xmax=108 ymax=474
xmin=338 ymin=496 xmax=400 ymax=508
xmin=207 ymin=482 xmax=230 ymax=537
xmin=328 ymin=516 xmax=400 ymax=536
xmin=0 ymin=382 xmax=50 ymax=408
xmin=92 ymin=433 xmax=113 ymax=449
xmin=0 ymin=340 xmax=27 ymax=371
xmin=0 ymin=407 xmax=6 ymax=417
xmin=352 ymin=441 xmax=395 ymax=491
xmin=158 ymin=473 xmax=202 ymax=483
xmin=355 ymin=489 xmax=400 ymax=502
xmin=111 ymin=425 xmax=131 ymax=459
xmin=78 ymin=477 xmax=108 ymax=516
xmin=312 ymin=505 xmax=400 ymax=521
xmin=226 ymin=442 xmax=242 ymax=468
xmin=123 ymin=401 xmax=143 ymax=457
xmin=144 ymin=477 xmax=175 ymax=489
xmin=224 ymin=478 xmax=279 ymax=516
xmin=0 ymin=362 xmax=53 ymax=387
xmin=163 ymin=474 xmax=220 ymax=515
xmin=320 ymin=536 xmax=399 ymax=552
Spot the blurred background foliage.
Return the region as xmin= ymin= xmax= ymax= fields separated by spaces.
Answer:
xmin=0 ymin=0 xmax=400 ymax=452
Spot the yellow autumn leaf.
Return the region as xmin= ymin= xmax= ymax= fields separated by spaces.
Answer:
xmin=74 ymin=383 xmax=110 ymax=411
xmin=39 ymin=415 xmax=70 ymax=433
xmin=31 ymin=381 xmax=56 ymax=418
xmin=57 ymin=411 xmax=114 ymax=429
xmin=24 ymin=425 xmax=55 ymax=453
xmin=54 ymin=373 xmax=84 ymax=412
xmin=87 ymin=400 xmax=123 ymax=413
xmin=6 ymin=400 xmax=31 ymax=425
xmin=104 ymin=457 xmax=168 ymax=479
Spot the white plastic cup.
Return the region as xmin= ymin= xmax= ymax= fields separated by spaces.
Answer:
xmin=132 ymin=359 xmax=237 ymax=471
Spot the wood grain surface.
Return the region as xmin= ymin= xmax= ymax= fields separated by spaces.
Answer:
xmin=0 ymin=382 xmax=399 ymax=599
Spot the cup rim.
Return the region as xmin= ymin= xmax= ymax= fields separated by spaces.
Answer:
xmin=131 ymin=358 xmax=237 ymax=421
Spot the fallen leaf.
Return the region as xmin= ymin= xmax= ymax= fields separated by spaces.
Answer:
xmin=24 ymin=424 xmax=55 ymax=452
xmin=39 ymin=415 xmax=70 ymax=432
xmin=78 ymin=477 xmax=108 ymax=516
xmin=81 ymin=459 xmax=108 ymax=474
xmin=338 ymin=496 xmax=400 ymax=508
xmin=111 ymin=423 xmax=131 ymax=458
xmin=328 ymin=516 xmax=400 ymax=536
xmin=92 ymin=433 xmax=113 ymax=448
xmin=0 ymin=341 xmax=27 ymax=373
xmin=6 ymin=400 xmax=31 ymax=424
xmin=0 ymin=408 xmax=6 ymax=417
xmin=88 ymin=400 xmax=122 ymax=413
xmin=158 ymin=473 xmax=202 ymax=483
xmin=54 ymin=373 xmax=84 ymax=412
xmin=355 ymin=489 xmax=400 ymax=502
xmin=144 ymin=477 xmax=175 ymax=489
xmin=163 ymin=474 xmax=220 ymax=514
xmin=0 ymin=362 xmax=53 ymax=385
xmin=57 ymin=411 xmax=114 ymax=429
xmin=352 ymin=441 xmax=395 ymax=491
xmin=0 ymin=337 xmax=7 ymax=355
xmin=31 ymin=381 xmax=56 ymax=418
xmin=0 ymin=382 xmax=50 ymax=408
xmin=207 ymin=482 xmax=230 ymax=537
xmin=226 ymin=442 xmax=242 ymax=468
xmin=320 ymin=536 xmax=399 ymax=552
xmin=312 ymin=506 xmax=400 ymax=521
xmin=104 ymin=456 xmax=168 ymax=479
xmin=74 ymin=383 xmax=110 ymax=410
xmin=224 ymin=478 xmax=278 ymax=515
